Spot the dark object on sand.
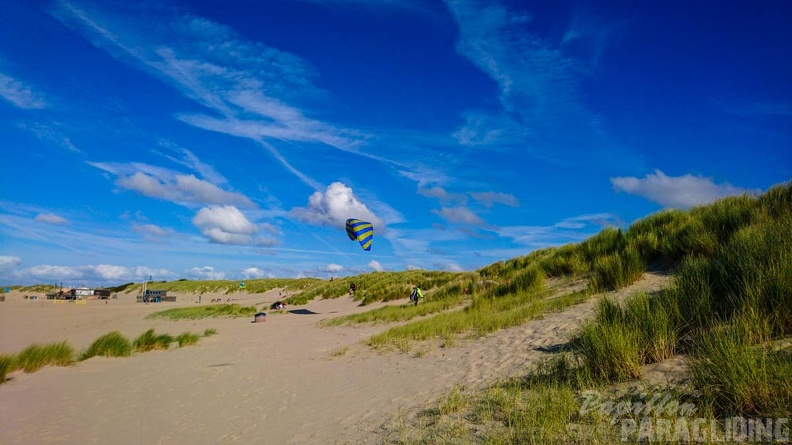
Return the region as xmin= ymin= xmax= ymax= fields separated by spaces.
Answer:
xmin=254 ymin=312 xmax=267 ymax=323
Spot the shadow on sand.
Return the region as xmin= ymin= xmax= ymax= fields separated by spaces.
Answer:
xmin=288 ymin=309 xmax=319 ymax=315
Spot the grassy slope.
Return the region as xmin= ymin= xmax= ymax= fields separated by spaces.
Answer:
xmin=374 ymin=181 xmax=792 ymax=443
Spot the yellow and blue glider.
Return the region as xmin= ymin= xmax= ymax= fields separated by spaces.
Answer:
xmin=345 ymin=218 xmax=373 ymax=251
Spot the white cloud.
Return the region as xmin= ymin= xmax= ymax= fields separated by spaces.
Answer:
xmin=16 ymin=122 xmax=82 ymax=153
xmin=418 ymin=187 xmax=466 ymax=206
xmin=469 ymin=191 xmax=519 ymax=208
xmin=133 ymin=267 xmax=174 ymax=280
xmin=16 ymin=263 xmax=168 ymax=283
xmin=0 ymin=256 xmax=22 ymax=269
xmin=443 ymin=263 xmax=464 ymax=273
xmin=91 ymin=162 xmax=253 ymax=208
xmin=321 ymin=263 xmax=344 ymax=272
xmin=368 ymin=260 xmax=384 ymax=272
xmin=193 ymin=205 xmax=259 ymax=245
xmin=291 ymin=182 xmax=383 ymax=229
xmin=22 ymin=264 xmax=84 ymax=280
xmin=443 ymin=1 xmax=628 ymax=168
xmin=242 ymin=267 xmax=269 ymax=279
xmin=160 ymin=141 xmax=227 ymax=185
xmin=90 ymin=264 xmax=130 ymax=280
xmin=132 ymin=224 xmax=173 ymax=238
xmin=406 ymin=264 xmax=424 ymax=270
xmin=185 ymin=266 xmax=225 ymax=280
xmin=611 ymin=170 xmax=755 ymax=209
xmin=0 ymin=72 xmax=49 ymax=109
xmin=497 ymin=212 xmax=622 ymax=249
xmin=35 ymin=213 xmax=69 ymax=225
xmin=433 ymin=206 xmax=487 ymax=227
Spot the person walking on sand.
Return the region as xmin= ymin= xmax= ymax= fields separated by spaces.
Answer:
xmin=409 ymin=286 xmax=423 ymax=306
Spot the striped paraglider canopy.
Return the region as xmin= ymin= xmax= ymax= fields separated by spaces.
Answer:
xmin=345 ymin=218 xmax=374 ymax=251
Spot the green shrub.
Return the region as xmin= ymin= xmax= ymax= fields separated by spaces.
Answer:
xmin=203 ymin=328 xmax=218 ymax=337
xmin=81 ymin=331 xmax=132 ymax=360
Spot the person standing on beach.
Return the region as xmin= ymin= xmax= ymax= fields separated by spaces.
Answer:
xmin=410 ymin=286 xmax=423 ymax=306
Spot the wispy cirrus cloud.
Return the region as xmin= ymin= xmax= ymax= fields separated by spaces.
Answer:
xmin=132 ymin=223 xmax=174 ymax=240
xmin=469 ymin=191 xmax=519 ymax=208
xmin=90 ymin=161 xmax=254 ymax=208
xmin=52 ymin=0 xmax=363 ymax=190
xmin=16 ymin=122 xmax=82 ymax=153
xmin=0 ymin=72 xmax=49 ymax=109
xmin=444 ymin=0 xmax=633 ymax=168
xmin=433 ymin=206 xmax=488 ymax=227
xmin=611 ymin=170 xmax=757 ymax=209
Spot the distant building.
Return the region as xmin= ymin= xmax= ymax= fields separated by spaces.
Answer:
xmin=137 ymin=289 xmax=174 ymax=303
xmin=93 ymin=289 xmax=111 ymax=298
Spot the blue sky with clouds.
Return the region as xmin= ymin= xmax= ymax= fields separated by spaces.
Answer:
xmin=1 ymin=0 xmax=790 ymax=286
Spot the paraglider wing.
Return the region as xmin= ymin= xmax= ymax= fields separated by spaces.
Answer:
xmin=345 ymin=218 xmax=374 ymax=251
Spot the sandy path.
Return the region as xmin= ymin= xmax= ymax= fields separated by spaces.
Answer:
xmin=0 ymin=274 xmax=669 ymax=444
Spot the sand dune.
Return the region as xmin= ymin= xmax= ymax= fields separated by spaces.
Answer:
xmin=0 ymin=274 xmax=670 ymax=444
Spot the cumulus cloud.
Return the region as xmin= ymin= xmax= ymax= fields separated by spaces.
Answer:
xmin=0 ymin=256 xmax=22 ymax=269
xmin=35 ymin=213 xmax=69 ymax=225
xmin=0 ymin=72 xmax=49 ymax=109
xmin=291 ymin=182 xmax=383 ymax=229
xmin=133 ymin=267 xmax=174 ymax=280
xmin=15 ymin=263 xmax=174 ymax=283
xmin=242 ymin=267 xmax=269 ymax=278
xmin=186 ymin=266 xmax=225 ymax=280
xmin=433 ymin=206 xmax=487 ymax=227
xmin=611 ymin=170 xmax=756 ymax=209
xmin=406 ymin=264 xmax=424 ymax=270
xmin=193 ymin=205 xmax=259 ymax=245
xmin=469 ymin=191 xmax=519 ymax=208
xmin=321 ymin=263 xmax=344 ymax=272
xmin=23 ymin=264 xmax=85 ymax=280
xmin=368 ymin=260 xmax=384 ymax=272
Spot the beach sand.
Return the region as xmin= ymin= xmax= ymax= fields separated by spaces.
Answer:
xmin=0 ymin=273 xmax=673 ymax=444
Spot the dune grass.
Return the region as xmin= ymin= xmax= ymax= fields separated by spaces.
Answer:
xmin=321 ymin=293 xmax=466 ymax=326
xmin=133 ymin=329 xmax=174 ymax=352
xmin=0 ymin=354 xmax=15 ymax=382
xmin=15 ymin=341 xmax=75 ymax=373
xmin=690 ymin=324 xmax=792 ymax=418
xmin=80 ymin=331 xmax=132 ymax=360
xmin=146 ymin=303 xmax=257 ymax=320
xmin=203 ymin=328 xmax=218 ymax=337
xmin=382 ymin=182 xmax=792 ymax=441
xmin=176 ymin=332 xmax=200 ymax=347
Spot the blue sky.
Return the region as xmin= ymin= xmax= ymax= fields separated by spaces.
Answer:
xmin=1 ymin=0 xmax=790 ymax=286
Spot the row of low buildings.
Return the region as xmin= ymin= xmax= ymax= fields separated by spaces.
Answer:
xmin=45 ymin=287 xmax=113 ymax=300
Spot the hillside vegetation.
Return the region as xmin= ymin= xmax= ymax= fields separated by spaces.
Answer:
xmin=326 ymin=182 xmax=791 ymax=443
